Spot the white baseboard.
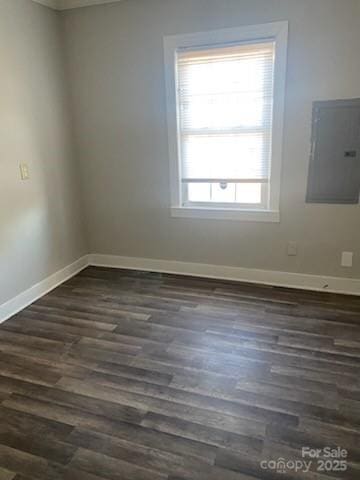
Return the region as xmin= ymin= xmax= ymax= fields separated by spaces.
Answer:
xmin=0 ymin=256 xmax=89 ymax=324
xmin=89 ymin=254 xmax=360 ymax=296
xmin=2 ymin=253 xmax=359 ymax=325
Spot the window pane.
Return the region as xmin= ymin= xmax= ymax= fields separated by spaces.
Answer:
xmin=181 ymin=92 xmax=271 ymax=131
xmin=188 ymin=183 xmax=211 ymax=202
xmin=183 ymin=133 xmax=267 ymax=180
xmin=186 ymin=182 xmax=263 ymax=204
xmin=236 ymin=183 xmax=262 ymax=203
xmin=211 ymin=182 xmax=236 ymax=202
xmin=177 ymin=41 xmax=275 ymax=206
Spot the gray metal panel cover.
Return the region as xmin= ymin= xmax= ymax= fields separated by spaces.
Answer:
xmin=306 ymin=98 xmax=360 ymax=204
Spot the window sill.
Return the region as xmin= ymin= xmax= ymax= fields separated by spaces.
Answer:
xmin=171 ymin=207 xmax=280 ymax=222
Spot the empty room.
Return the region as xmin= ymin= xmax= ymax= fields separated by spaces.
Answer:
xmin=1 ymin=0 xmax=360 ymax=478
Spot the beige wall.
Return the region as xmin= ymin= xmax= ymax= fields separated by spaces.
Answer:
xmin=62 ymin=0 xmax=360 ymax=277
xmin=62 ymin=0 xmax=360 ymax=279
xmin=2 ymin=0 xmax=359 ymax=302
xmin=0 ymin=0 xmax=87 ymax=305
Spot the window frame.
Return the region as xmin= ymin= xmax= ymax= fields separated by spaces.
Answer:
xmin=183 ymin=183 xmax=269 ymax=210
xmin=164 ymin=21 xmax=288 ymax=222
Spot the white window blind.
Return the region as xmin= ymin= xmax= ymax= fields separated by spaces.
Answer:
xmin=176 ymin=41 xmax=275 ymax=206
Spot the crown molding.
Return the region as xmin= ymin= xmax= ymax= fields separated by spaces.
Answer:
xmin=32 ymin=0 xmax=124 ymax=10
xmin=32 ymin=0 xmax=60 ymax=9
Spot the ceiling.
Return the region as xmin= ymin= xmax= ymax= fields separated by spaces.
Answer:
xmin=32 ymin=0 xmax=124 ymax=10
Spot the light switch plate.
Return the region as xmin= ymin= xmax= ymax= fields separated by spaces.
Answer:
xmin=20 ymin=163 xmax=30 ymax=180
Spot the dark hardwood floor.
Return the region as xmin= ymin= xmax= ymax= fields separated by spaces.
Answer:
xmin=0 ymin=267 xmax=360 ymax=479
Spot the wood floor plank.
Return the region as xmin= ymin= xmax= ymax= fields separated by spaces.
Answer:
xmin=0 ymin=266 xmax=359 ymax=478
xmin=2 ymin=394 xmax=146 ymax=436
xmin=141 ymin=411 xmax=263 ymax=453
xmin=0 ymin=445 xmax=48 ymax=478
xmin=0 ymin=405 xmax=74 ymax=442
xmin=265 ymin=423 xmax=360 ymax=463
xmin=67 ymin=424 xmax=218 ymax=465
xmin=70 ymin=448 xmax=167 ymax=480
xmin=57 ymin=374 xmax=297 ymax=429
xmin=4 ymin=382 xmax=147 ymax=424
xmin=0 ymin=467 xmax=16 ymax=480
xmin=12 ymin=463 xmax=108 ymax=480
xmin=0 ymin=432 xmax=76 ymax=465
xmin=87 ymin=361 xmax=173 ymax=386
xmin=56 ymin=376 xmax=266 ymax=439
xmin=67 ymin=427 xmax=217 ymax=478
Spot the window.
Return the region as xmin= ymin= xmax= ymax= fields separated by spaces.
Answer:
xmin=164 ymin=22 xmax=288 ymax=222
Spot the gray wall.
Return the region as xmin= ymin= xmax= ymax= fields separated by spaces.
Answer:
xmin=3 ymin=0 xmax=360 ymax=304
xmin=62 ymin=0 xmax=360 ymax=279
xmin=0 ymin=0 xmax=87 ymax=305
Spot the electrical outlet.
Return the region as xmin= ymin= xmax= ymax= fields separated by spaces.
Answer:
xmin=287 ymin=241 xmax=298 ymax=256
xmin=341 ymin=251 xmax=353 ymax=267
xmin=19 ymin=163 xmax=30 ymax=180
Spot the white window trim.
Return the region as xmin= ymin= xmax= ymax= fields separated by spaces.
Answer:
xmin=164 ymin=21 xmax=288 ymax=222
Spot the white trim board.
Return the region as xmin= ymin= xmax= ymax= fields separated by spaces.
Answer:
xmin=89 ymin=254 xmax=360 ymax=296
xmin=32 ymin=0 xmax=59 ymax=8
xmin=0 ymin=256 xmax=88 ymax=324
xmin=32 ymin=0 xmax=124 ymax=10
xmin=164 ymin=22 xmax=288 ymax=220
xmin=1 ymin=253 xmax=360 ymax=325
